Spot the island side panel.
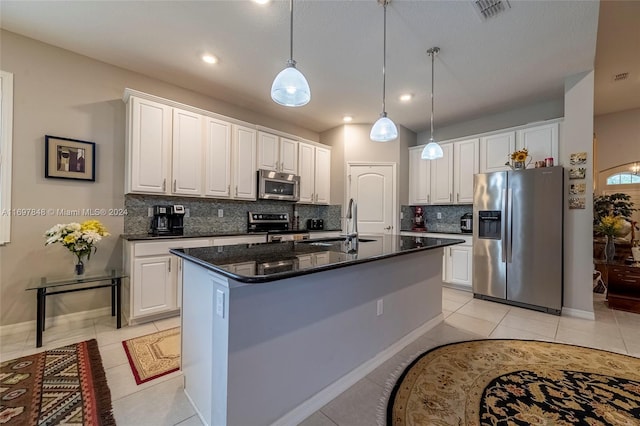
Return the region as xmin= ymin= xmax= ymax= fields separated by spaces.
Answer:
xmin=226 ymin=249 xmax=443 ymax=426
xmin=181 ymin=260 xmax=229 ymax=426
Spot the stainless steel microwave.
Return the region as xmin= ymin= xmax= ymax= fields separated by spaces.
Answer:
xmin=257 ymin=169 xmax=300 ymax=201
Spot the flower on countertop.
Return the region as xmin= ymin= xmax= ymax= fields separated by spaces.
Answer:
xmin=44 ymin=220 xmax=110 ymax=262
xmin=595 ymin=215 xmax=624 ymax=237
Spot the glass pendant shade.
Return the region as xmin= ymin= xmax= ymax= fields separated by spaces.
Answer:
xmin=370 ymin=113 xmax=398 ymax=142
xmin=271 ymin=60 xmax=311 ymax=107
xmin=421 ymin=140 xmax=444 ymax=159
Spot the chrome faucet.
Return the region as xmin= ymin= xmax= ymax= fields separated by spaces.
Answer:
xmin=345 ymin=198 xmax=358 ymax=239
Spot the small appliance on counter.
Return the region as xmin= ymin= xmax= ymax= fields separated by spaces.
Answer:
xmin=460 ymin=212 xmax=473 ymax=233
xmin=412 ymin=206 xmax=426 ymax=231
xmin=150 ymin=205 xmax=185 ymax=236
xmin=307 ymin=218 xmax=324 ymax=230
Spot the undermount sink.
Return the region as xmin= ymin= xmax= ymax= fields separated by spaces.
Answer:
xmin=301 ymin=237 xmax=377 ymax=244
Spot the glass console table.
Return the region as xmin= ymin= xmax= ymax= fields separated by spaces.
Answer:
xmin=26 ymin=270 xmax=126 ymax=347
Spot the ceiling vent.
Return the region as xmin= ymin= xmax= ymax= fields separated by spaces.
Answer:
xmin=613 ymin=72 xmax=629 ymax=82
xmin=472 ymin=0 xmax=511 ymax=20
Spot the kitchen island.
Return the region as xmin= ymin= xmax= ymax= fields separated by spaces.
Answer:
xmin=171 ymin=234 xmax=463 ymax=426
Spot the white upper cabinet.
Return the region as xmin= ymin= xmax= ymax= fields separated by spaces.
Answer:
xmin=204 ymin=117 xmax=232 ymax=198
xmin=257 ymin=132 xmax=298 ymax=174
xmin=430 ymin=144 xmax=454 ymax=204
xmin=298 ymin=142 xmax=331 ymax=205
xmin=257 ymin=131 xmax=279 ymax=171
xmin=127 ymin=97 xmax=172 ymax=194
xmin=279 ymin=137 xmax=298 ymax=174
xmin=408 ymin=147 xmax=431 ymax=205
xmin=480 ymin=131 xmax=515 ymax=173
xmin=298 ymin=142 xmax=315 ymax=203
xmin=516 ymin=122 xmax=558 ymax=164
xmin=171 ymin=108 xmax=203 ymax=196
xmin=314 ymin=146 xmax=331 ymax=204
xmin=233 ymin=125 xmax=257 ymax=200
xmin=454 ymin=138 xmax=479 ymax=204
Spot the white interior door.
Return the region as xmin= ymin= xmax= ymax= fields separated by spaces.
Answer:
xmin=347 ymin=164 xmax=396 ymax=234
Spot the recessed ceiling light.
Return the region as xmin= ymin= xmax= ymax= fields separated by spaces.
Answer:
xmin=253 ymin=0 xmax=271 ymax=4
xmin=202 ymin=54 xmax=218 ymax=64
xmin=399 ymin=93 xmax=413 ymax=102
xmin=343 ymin=116 xmax=353 ymax=123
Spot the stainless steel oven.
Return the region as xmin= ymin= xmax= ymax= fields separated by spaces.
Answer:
xmin=258 ymin=169 xmax=300 ymax=201
xmin=256 ymin=258 xmax=299 ymax=275
xmin=248 ymin=212 xmax=309 ymax=242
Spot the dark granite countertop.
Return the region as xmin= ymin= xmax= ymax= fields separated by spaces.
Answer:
xmin=121 ymin=229 xmax=343 ymax=241
xmin=400 ymin=229 xmax=473 ymax=236
xmin=171 ymin=234 xmax=464 ymax=284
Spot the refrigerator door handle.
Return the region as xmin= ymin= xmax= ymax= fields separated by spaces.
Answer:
xmin=507 ymin=188 xmax=513 ymax=263
xmin=501 ymin=188 xmax=507 ymax=263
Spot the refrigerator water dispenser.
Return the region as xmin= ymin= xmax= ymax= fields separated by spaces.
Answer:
xmin=478 ymin=211 xmax=501 ymax=239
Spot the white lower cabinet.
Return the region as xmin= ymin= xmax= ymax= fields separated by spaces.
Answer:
xmin=400 ymin=232 xmax=473 ymax=291
xmin=444 ymin=243 xmax=473 ymax=288
xmin=133 ymin=255 xmax=176 ymax=318
xmin=124 ymin=238 xmax=212 ymax=324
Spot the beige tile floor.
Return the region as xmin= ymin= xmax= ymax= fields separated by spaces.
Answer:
xmin=1 ymin=288 xmax=638 ymax=426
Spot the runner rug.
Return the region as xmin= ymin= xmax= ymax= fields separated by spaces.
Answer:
xmin=122 ymin=327 xmax=180 ymax=385
xmin=386 ymin=339 xmax=640 ymax=425
xmin=0 ymin=339 xmax=115 ymax=425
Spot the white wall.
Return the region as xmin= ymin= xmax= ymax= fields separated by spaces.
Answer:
xmin=416 ymin=99 xmax=564 ymax=144
xmin=0 ymin=30 xmax=319 ymax=327
xmin=594 ymin=107 xmax=640 ymax=175
xmin=562 ymin=70 xmax=595 ymax=316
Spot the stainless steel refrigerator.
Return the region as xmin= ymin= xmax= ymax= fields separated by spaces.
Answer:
xmin=472 ymin=166 xmax=563 ymax=315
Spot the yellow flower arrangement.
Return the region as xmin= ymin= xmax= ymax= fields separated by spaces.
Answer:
xmin=510 ymin=148 xmax=529 ymax=162
xmin=595 ymin=215 xmax=624 ymax=237
xmin=45 ymin=220 xmax=110 ymax=264
xmin=505 ymin=148 xmax=530 ymax=169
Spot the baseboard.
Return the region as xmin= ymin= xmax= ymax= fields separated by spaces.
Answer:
xmin=270 ymin=313 xmax=444 ymax=426
xmin=0 ymin=307 xmax=112 ymax=337
xmin=562 ymin=306 xmax=595 ymax=320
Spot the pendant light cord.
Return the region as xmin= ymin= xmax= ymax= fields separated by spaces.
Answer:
xmin=289 ymin=0 xmax=294 ymax=62
xmin=381 ymin=1 xmax=388 ymax=115
xmin=430 ymin=49 xmax=434 ymax=140
xmin=427 ymin=47 xmax=440 ymax=141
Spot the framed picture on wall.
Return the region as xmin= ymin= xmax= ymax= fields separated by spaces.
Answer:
xmin=45 ymin=135 xmax=95 ymax=181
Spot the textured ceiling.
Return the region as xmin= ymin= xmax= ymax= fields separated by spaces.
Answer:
xmin=0 ymin=0 xmax=633 ymax=135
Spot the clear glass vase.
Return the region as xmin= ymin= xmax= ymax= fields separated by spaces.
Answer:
xmin=604 ymin=235 xmax=616 ymax=263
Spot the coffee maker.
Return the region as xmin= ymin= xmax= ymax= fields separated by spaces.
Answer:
xmin=412 ymin=206 xmax=426 ymax=231
xmin=150 ymin=205 xmax=185 ymax=236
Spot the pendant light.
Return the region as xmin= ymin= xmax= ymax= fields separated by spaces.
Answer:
xmin=370 ymin=0 xmax=398 ymax=142
xmin=421 ymin=47 xmax=444 ymax=159
xmin=271 ymin=0 xmax=311 ymax=107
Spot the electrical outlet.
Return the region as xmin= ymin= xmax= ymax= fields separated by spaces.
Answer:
xmin=218 ymin=209 xmax=224 ymax=218
xmin=148 ymin=207 xmax=153 ymax=217
xmin=216 ymin=289 xmax=225 ymax=318
xmin=185 ymin=208 xmax=190 ymax=218
xmin=400 ymin=212 xmax=404 ymax=220
xmin=377 ymin=299 xmax=383 ymax=316
xmin=437 ymin=212 xmax=442 ymax=220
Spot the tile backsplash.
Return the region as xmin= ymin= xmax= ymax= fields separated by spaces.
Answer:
xmin=124 ymin=194 xmax=342 ymax=235
xmin=401 ymin=204 xmax=473 ymax=233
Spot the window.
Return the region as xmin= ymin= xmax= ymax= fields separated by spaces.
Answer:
xmin=606 ymin=172 xmax=640 ymax=185
xmin=0 ymin=70 xmax=13 ymax=244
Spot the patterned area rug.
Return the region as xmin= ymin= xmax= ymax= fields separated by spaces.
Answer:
xmin=387 ymin=339 xmax=640 ymax=425
xmin=122 ymin=327 xmax=180 ymax=385
xmin=0 ymin=339 xmax=114 ymax=425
